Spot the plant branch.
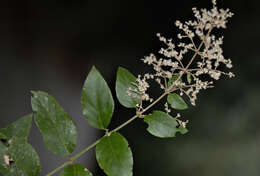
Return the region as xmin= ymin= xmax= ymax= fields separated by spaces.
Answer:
xmin=110 ymin=115 xmax=138 ymax=133
xmin=45 ymin=28 xmax=212 ymax=176
xmin=185 ymin=28 xmax=212 ymax=70
xmin=46 ymin=138 xmax=101 ymax=176
xmin=45 ymin=91 xmax=168 ymax=176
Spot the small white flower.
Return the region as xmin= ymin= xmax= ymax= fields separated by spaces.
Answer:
xmin=127 ymin=0 xmax=234 ymax=107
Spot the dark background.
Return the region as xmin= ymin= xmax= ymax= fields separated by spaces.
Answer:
xmin=0 ymin=0 xmax=259 ymax=175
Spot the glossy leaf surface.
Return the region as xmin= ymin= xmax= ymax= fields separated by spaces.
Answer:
xmin=116 ymin=67 xmax=139 ymax=108
xmin=59 ymin=164 xmax=93 ymax=176
xmin=81 ymin=66 xmax=114 ymax=129
xmin=31 ymin=91 xmax=78 ymax=156
xmin=167 ymin=93 xmax=188 ymax=110
xmin=96 ymin=132 xmax=133 ymax=176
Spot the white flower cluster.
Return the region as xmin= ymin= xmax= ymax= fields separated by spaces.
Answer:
xmin=127 ymin=74 xmax=154 ymax=102
xmin=128 ymin=0 xmax=234 ymax=119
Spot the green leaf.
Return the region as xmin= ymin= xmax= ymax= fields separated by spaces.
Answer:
xmin=144 ymin=111 xmax=188 ymax=137
xmin=187 ymin=73 xmax=192 ymax=84
xmin=178 ymin=125 xmax=189 ymax=134
xmin=81 ymin=66 xmax=114 ymax=130
xmin=0 ymin=141 xmax=7 ymax=169
xmin=0 ymin=133 xmax=7 ymax=140
xmin=116 ymin=67 xmax=139 ymax=108
xmin=96 ymin=132 xmax=133 ymax=176
xmin=0 ymin=114 xmax=32 ymax=142
xmin=167 ymin=93 xmax=188 ymax=110
xmin=0 ymin=138 xmax=41 ymax=176
xmin=59 ymin=164 xmax=93 ymax=176
xmin=168 ymin=74 xmax=181 ymax=87
xmin=31 ymin=91 xmax=78 ymax=156
xmin=144 ymin=111 xmax=179 ymax=138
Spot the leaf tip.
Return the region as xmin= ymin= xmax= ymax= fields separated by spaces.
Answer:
xmin=117 ymin=66 xmax=124 ymax=72
xmin=30 ymin=90 xmax=37 ymax=96
xmin=91 ymin=65 xmax=98 ymax=72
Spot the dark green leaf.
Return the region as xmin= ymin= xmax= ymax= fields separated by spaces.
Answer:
xmin=167 ymin=93 xmax=188 ymax=110
xmin=0 ymin=138 xmax=41 ymax=176
xmin=0 ymin=133 xmax=7 ymax=140
xmin=59 ymin=164 xmax=93 ymax=176
xmin=187 ymin=73 xmax=192 ymax=84
xmin=81 ymin=66 xmax=114 ymax=130
xmin=0 ymin=114 xmax=32 ymax=142
xmin=96 ymin=132 xmax=133 ymax=176
xmin=31 ymin=91 xmax=78 ymax=156
xmin=168 ymin=75 xmax=181 ymax=87
xmin=0 ymin=141 xmax=7 ymax=171
xmin=0 ymin=116 xmax=40 ymax=175
xmin=116 ymin=67 xmax=139 ymax=108
xmin=144 ymin=111 xmax=179 ymax=138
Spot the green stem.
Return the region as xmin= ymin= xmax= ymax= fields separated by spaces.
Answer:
xmin=71 ymin=138 xmax=102 ymax=161
xmin=110 ymin=115 xmax=138 ymax=133
xmin=46 ymin=138 xmax=101 ymax=176
xmin=45 ymin=92 xmax=168 ymax=176
xmin=45 ymin=30 xmax=210 ymax=175
xmin=142 ymin=92 xmax=167 ymax=113
xmin=46 ymin=162 xmax=70 ymax=176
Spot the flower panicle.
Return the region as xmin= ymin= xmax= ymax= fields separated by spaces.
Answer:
xmin=127 ymin=0 xmax=234 ymax=123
